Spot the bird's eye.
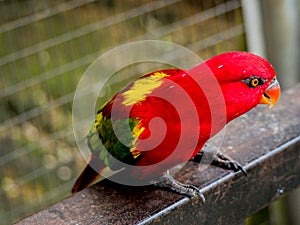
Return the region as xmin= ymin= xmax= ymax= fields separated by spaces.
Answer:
xmin=251 ymin=78 xmax=259 ymax=87
xmin=243 ymin=76 xmax=266 ymax=88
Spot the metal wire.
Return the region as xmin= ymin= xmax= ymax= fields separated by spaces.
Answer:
xmin=0 ymin=0 xmax=97 ymax=33
xmin=0 ymin=0 xmax=241 ymax=100
xmin=0 ymin=0 xmax=181 ymax=67
xmin=0 ymin=0 xmax=241 ymax=131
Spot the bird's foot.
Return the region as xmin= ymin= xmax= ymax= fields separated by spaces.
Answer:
xmin=211 ymin=151 xmax=247 ymax=176
xmin=193 ymin=144 xmax=247 ymax=176
xmin=154 ymin=173 xmax=205 ymax=203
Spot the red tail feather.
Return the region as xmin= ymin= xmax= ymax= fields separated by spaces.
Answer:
xmin=72 ymin=157 xmax=106 ymax=193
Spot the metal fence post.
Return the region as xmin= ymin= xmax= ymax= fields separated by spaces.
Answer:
xmin=261 ymin=0 xmax=299 ymax=89
xmin=242 ymin=0 xmax=299 ymax=89
xmin=241 ymin=0 xmax=267 ymax=57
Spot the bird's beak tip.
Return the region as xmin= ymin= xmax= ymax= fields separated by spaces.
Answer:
xmin=260 ymin=77 xmax=280 ymax=108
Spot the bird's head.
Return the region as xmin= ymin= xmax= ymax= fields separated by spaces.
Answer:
xmin=204 ymin=51 xmax=280 ymax=121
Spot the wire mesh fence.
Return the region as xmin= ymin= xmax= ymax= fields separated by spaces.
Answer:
xmin=0 ymin=0 xmax=245 ymax=223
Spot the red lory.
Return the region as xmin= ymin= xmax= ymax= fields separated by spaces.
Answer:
xmin=72 ymin=52 xmax=280 ymax=201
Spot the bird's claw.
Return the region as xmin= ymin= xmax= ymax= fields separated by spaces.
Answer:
xmin=154 ymin=173 xmax=206 ymax=203
xmin=193 ymin=146 xmax=247 ymax=177
xmin=182 ymin=185 xmax=206 ymax=203
xmin=213 ymin=151 xmax=248 ymax=176
xmin=222 ymin=159 xmax=248 ymax=176
xmin=232 ymin=161 xmax=247 ymax=176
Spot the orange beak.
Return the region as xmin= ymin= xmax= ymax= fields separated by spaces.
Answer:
xmin=260 ymin=77 xmax=280 ymax=108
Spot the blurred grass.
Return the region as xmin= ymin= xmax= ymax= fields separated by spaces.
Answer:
xmin=0 ymin=0 xmax=246 ymax=223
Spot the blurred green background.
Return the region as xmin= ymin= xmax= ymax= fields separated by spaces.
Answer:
xmin=0 ymin=0 xmax=299 ymax=224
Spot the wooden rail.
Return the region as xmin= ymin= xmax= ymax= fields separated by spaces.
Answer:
xmin=16 ymin=84 xmax=300 ymax=225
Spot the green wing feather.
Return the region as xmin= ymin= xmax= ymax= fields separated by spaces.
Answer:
xmin=86 ymin=71 xmax=172 ymax=170
xmin=87 ymin=109 xmax=141 ymax=170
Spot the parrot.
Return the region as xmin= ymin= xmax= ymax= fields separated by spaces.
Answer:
xmin=72 ymin=51 xmax=280 ymax=201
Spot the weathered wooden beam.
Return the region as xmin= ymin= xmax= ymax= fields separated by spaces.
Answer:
xmin=16 ymin=84 xmax=300 ymax=225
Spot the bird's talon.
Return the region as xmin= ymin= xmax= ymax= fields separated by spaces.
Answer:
xmin=237 ymin=164 xmax=248 ymax=176
xmin=197 ymin=147 xmax=247 ymax=176
xmin=229 ymin=160 xmax=247 ymax=176
xmin=155 ymin=174 xmax=206 ymax=203
xmin=184 ymin=186 xmax=206 ymax=203
xmin=196 ymin=191 xmax=206 ymax=203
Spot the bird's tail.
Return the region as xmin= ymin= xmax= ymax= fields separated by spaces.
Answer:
xmin=72 ymin=156 xmax=107 ymax=194
xmin=72 ymin=156 xmax=124 ymax=194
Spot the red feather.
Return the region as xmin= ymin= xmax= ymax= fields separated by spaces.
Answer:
xmin=72 ymin=52 xmax=279 ymax=192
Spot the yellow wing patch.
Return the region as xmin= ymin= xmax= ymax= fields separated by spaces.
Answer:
xmin=95 ymin=111 xmax=104 ymax=131
xmin=151 ymin=72 xmax=170 ymax=78
xmin=122 ymin=72 xmax=169 ymax=106
xmin=130 ymin=148 xmax=141 ymax=159
xmin=129 ymin=122 xmax=145 ymax=159
xmin=132 ymin=123 xmax=145 ymax=138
